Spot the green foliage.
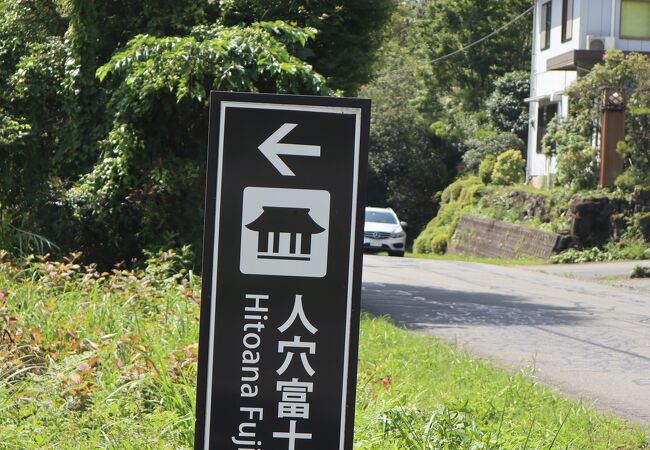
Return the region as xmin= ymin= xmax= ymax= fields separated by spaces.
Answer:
xmin=413 ymin=177 xmax=484 ymax=254
xmin=545 ymin=50 xmax=650 ymax=189
xmin=615 ymin=168 xmax=638 ymax=191
xmin=429 ymin=233 xmax=449 ymax=255
xmin=375 ymin=1 xmax=534 ymax=225
xmin=0 ymin=0 xmax=393 ymax=266
xmin=429 ymin=70 xmax=527 ymax=177
xmin=0 ymin=204 xmax=59 ymax=256
xmin=143 ymin=246 xmax=195 ymax=286
xmin=551 ymin=211 xmax=649 ymax=263
xmin=63 ymin=22 xmax=331 ymax=265
xmin=96 ymin=22 xmax=329 ymax=98
xmin=0 ymin=0 xmax=335 ymax=265
xmin=478 ymin=154 xmax=496 ymax=184
xmin=485 ymin=70 xmax=530 ymax=140
xmin=219 ymin=0 xmax=396 ymax=94
xmin=618 ymin=87 xmax=650 ymax=188
xmin=543 ymin=115 xmax=599 ymax=190
xmin=491 ymin=149 xmax=524 ymax=186
xmin=477 ymin=187 xmax=571 ymax=234
xmin=420 ymin=0 xmax=532 ymax=110
xmin=461 ymin=128 xmax=524 ymax=172
xmin=551 ymin=244 xmax=650 ymax=264
xmin=360 ymin=3 xmax=452 ymax=235
xmin=0 ymin=112 xmax=30 ymax=146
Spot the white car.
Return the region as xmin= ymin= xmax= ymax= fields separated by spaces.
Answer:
xmin=363 ymin=207 xmax=407 ymax=257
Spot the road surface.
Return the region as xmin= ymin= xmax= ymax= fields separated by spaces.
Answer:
xmin=361 ymin=255 xmax=650 ymax=425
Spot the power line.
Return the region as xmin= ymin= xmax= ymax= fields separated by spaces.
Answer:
xmin=377 ymin=4 xmax=534 ymax=77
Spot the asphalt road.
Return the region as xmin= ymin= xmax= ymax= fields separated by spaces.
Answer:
xmin=361 ymin=255 xmax=650 ymax=425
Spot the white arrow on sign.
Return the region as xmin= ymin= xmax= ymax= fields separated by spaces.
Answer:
xmin=258 ymin=123 xmax=321 ymax=176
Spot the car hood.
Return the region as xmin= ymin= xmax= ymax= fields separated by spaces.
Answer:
xmin=364 ymin=222 xmax=401 ymax=233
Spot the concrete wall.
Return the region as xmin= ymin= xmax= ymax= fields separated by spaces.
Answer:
xmin=449 ymin=215 xmax=560 ymax=260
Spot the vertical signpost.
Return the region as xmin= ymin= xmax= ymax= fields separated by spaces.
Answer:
xmin=195 ymin=92 xmax=370 ymax=450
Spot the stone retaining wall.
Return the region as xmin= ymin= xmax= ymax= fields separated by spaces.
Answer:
xmin=449 ymin=215 xmax=560 ymax=260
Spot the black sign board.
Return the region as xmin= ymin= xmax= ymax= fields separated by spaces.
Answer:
xmin=195 ymin=92 xmax=370 ymax=450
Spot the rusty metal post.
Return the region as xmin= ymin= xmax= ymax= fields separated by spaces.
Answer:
xmin=599 ymin=87 xmax=626 ymax=188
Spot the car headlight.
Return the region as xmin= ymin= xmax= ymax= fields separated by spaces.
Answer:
xmin=391 ymin=232 xmax=405 ymax=238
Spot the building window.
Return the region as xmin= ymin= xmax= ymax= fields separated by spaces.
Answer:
xmin=536 ymin=103 xmax=559 ymax=154
xmin=541 ymin=2 xmax=552 ymax=50
xmin=562 ymin=0 xmax=574 ymax=42
xmin=621 ymin=0 xmax=650 ymax=39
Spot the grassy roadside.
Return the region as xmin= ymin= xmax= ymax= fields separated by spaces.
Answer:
xmin=355 ymin=314 xmax=648 ymax=449
xmin=405 ymin=251 xmax=547 ymax=266
xmin=0 ymin=256 xmax=646 ymax=448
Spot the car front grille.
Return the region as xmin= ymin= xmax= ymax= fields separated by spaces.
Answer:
xmin=364 ymin=231 xmax=392 ymax=240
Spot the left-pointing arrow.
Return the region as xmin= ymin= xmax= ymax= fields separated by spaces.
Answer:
xmin=258 ymin=123 xmax=321 ymax=176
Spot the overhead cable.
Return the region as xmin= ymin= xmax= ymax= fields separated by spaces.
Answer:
xmin=377 ymin=4 xmax=535 ymax=76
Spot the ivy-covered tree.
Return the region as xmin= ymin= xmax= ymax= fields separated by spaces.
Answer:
xmin=0 ymin=0 xmax=341 ymax=263
xmin=65 ymin=22 xmax=331 ymax=264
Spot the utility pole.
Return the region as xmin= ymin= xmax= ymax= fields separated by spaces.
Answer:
xmin=599 ymin=86 xmax=626 ymax=188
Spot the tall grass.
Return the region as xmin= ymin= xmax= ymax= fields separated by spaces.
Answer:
xmin=0 ymin=256 xmax=647 ymax=448
xmin=0 ymin=206 xmax=58 ymax=256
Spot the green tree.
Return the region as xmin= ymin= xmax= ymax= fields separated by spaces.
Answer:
xmin=486 ymin=70 xmax=530 ymax=140
xmin=0 ymin=0 xmax=340 ymax=263
xmin=220 ymin=0 xmax=396 ymax=94
xmin=64 ymin=22 xmax=331 ymax=264
xmin=420 ymin=0 xmax=532 ymax=111
xmin=618 ymin=87 xmax=650 ymax=186
xmin=359 ymin=2 xmax=451 ymax=234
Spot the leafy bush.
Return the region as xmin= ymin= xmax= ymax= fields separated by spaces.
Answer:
xmin=430 ymin=231 xmax=449 ymax=255
xmin=491 ymin=149 xmax=524 ymax=186
xmin=543 ymin=116 xmax=598 ymax=190
xmin=614 ymin=168 xmax=638 ymax=191
xmin=551 ymin=243 xmax=650 ymax=264
xmin=461 ymin=130 xmax=524 ymax=172
xmin=478 ymin=154 xmax=496 ymax=184
xmin=485 ymin=70 xmax=530 ymax=140
xmin=414 ymin=177 xmax=484 ymax=254
xmin=143 ymin=246 xmax=195 ymax=286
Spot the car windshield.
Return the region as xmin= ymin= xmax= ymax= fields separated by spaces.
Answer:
xmin=365 ymin=210 xmax=397 ymax=224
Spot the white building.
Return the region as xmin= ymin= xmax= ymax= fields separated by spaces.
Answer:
xmin=526 ymin=0 xmax=650 ymax=187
